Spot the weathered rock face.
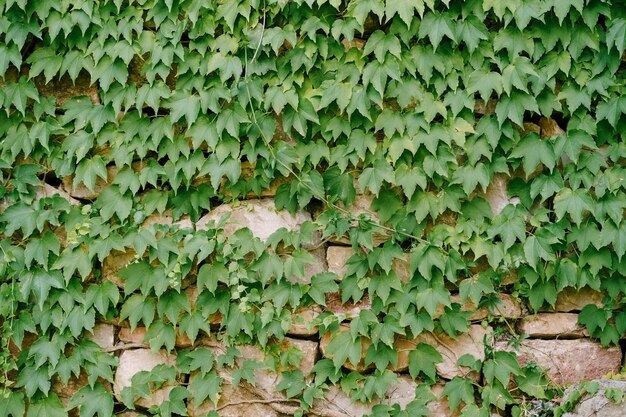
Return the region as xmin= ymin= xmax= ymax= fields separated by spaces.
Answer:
xmin=88 ymin=323 xmax=115 ymax=350
xmin=519 ymin=313 xmax=588 ymax=338
xmin=481 ymin=174 xmax=521 ymax=216
xmin=196 ymin=198 xmax=311 ymax=241
xmin=562 ymin=380 xmax=626 ymax=417
xmin=118 ymin=326 xmax=193 ymax=348
xmin=495 ymin=339 xmax=621 ymax=386
xmin=141 ymin=211 xmax=194 ymax=230
xmin=188 ymin=338 xmax=318 ymax=417
xmin=35 ymin=72 xmax=100 ymax=105
xmin=553 ymin=287 xmax=605 ymax=312
xmin=114 ymin=349 xmax=178 ymax=408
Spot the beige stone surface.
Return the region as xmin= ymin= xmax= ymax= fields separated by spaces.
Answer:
xmin=326 ymin=246 xmax=354 ymax=278
xmin=114 ymin=349 xmax=177 ymax=408
xmin=286 ymin=246 xmax=327 ymax=285
xmin=429 ymin=383 xmax=461 ymax=417
xmin=495 ymin=339 xmax=621 ymax=386
xmin=187 ymin=382 xmax=282 ymax=417
xmin=87 ymin=323 xmax=115 ymax=350
xmin=403 ymin=325 xmax=491 ymax=379
xmin=553 ymin=287 xmax=605 ymax=312
xmin=141 ymin=211 xmax=193 ymax=229
xmin=435 ymin=294 xmax=522 ymax=321
xmin=519 ymin=313 xmax=588 ymax=338
xmin=480 ymin=174 xmax=521 ymax=216
xmin=118 ymin=326 xmax=193 ymax=347
xmin=196 ymin=198 xmax=311 ymax=241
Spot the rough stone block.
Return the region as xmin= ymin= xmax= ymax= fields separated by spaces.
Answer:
xmin=114 ymin=349 xmax=177 ymax=408
xmin=495 ymin=339 xmax=621 ymax=386
xmin=519 ymin=313 xmax=588 ymax=338
xmin=196 ymin=199 xmax=311 ymax=241
xmin=553 ymin=287 xmax=605 ymax=312
xmin=325 ymin=292 xmax=372 ymax=319
xmin=87 ymin=323 xmax=116 ymax=350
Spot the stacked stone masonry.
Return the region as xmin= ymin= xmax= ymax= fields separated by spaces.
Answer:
xmin=7 ymin=189 xmax=625 ymax=416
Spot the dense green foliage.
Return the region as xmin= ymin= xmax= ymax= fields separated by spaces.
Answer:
xmin=1 ymin=0 xmax=626 ymax=416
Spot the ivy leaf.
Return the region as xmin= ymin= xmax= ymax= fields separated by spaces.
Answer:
xmin=119 ymin=294 xmax=155 ymax=330
xmin=68 ymin=383 xmax=114 ymax=417
xmin=495 ymin=92 xmax=539 ymax=127
xmin=385 ymin=0 xmax=424 ymax=25
xmin=358 ymin=158 xmax=394 ymax=196
xmin=189 ymin=370 xmax=222 ymax=407
xmin=0 ymin=391 xmax=25 ymax=417
xmin=24 ymin=231 xmax=60 ymax=269
xmin=553 ymin=188 xmax=595 ymax=226
xmin=408 ymin=343 xmax=443 ymax=382
xmin=363 ymin=31 xmax=402 ymax=62
xmin=443 ymin=377 xmax=475 ymax=410
xmin=509 ymin=133 xmax=555 ymax=176
xmin=348 ymin=0 xmax=385 ymax=26
xmin=523 ymin=235 xmax=554 ymax=271
xmin=25 ymin=393 xmax=66 ymax=417
xmin=309 ymin=273 xmax=339 ymax=306
xmin=606 ymin=18 xmax=626 ymax=55
xmin=157 ymin=290 xmax=191 ymax=325
xmin=418 ymin=12 xmax=456 ymax=50
xmin=325 ymin=330 xmax=362 ymax=370
xmin=96 ymin=186 xmax=132 ymax=221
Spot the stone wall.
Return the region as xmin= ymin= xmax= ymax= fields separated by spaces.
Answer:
xmin=10 ymin=179 xmax=624 ymax=416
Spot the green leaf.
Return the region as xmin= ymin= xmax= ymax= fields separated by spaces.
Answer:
xmin=189 ymin=370 xmax=222 ymax=407
xmin=96 ymin=186 xmax=132 ymax=221
xmin=408 ymin=343 xmax=442 ymax=381
xmin=325 ymin=330 xmax=362 ymax=370
xmin=358 ymin=158 xmax=394 ymax=196
xmin=68 ymin=383 xmax=114 ymax=417
xmin=553 ymin=188 xmax=595 ymax=226
xmin=386 ymin=0 xmax=424 ymax=25
xmin=26 ymin=393 xmax=66 ymax=417
xmin=0 ymin=391 xmax=25 ymax=417
xmin=509 ymin=133 xmax=555 ymax=176
xmin=418 ymin=12 xmax=456 ymax=50
xmin=25 ymin=231 xmax=60 ymax=269
xmin=443 ymin=377 xmax=475 ymax=410
xmin=606 ymin=18 xmax=626 ymax=55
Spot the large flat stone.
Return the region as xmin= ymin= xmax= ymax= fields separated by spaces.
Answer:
xmin=553 ymin=287 xmax=605 ymax=312
xmin=114 ymin=349 xmax=177 ymax=408
xmin=102 ymin=249 xmax=136 ymax=288
xmin=495 ymin=339 xmax=621 ymax=386
xmin=87 ymin=323 xmax=116 ymax=350
xmin=288 ymin=305 xmax=322 ymax=336
xmin=196 ymin=199 xmax=311 ymax=241
xmin=325 ymin=292 xmax=372 ymax=319
xmin=519 ymin=313 xmax=588 ymax=338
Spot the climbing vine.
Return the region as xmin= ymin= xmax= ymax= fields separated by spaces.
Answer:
xmin=1 ymin=0 xmax=626 ymax=416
